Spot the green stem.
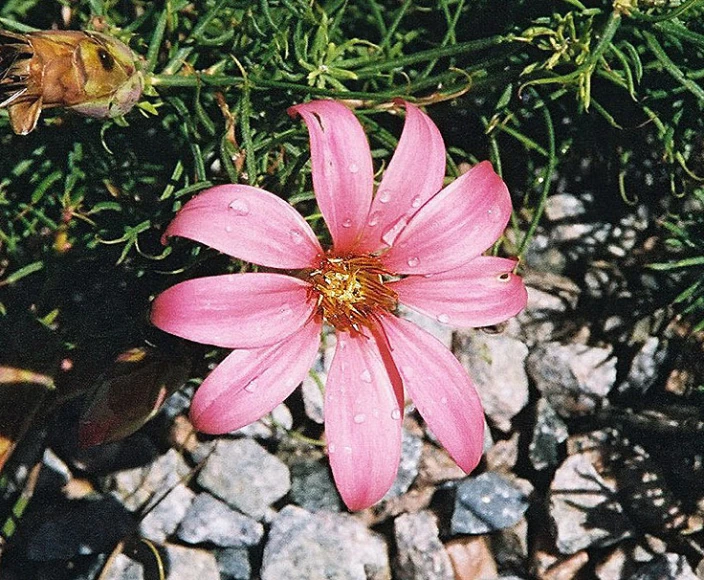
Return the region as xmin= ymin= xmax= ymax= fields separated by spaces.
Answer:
xmin=518 ymin=102 xmax=556 ymax=258
xmin=643 ymin=30 xmax=704 ymax=102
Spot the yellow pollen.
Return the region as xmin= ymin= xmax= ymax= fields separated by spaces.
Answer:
xmin=308 ymin=254 xmax=397 ymax=334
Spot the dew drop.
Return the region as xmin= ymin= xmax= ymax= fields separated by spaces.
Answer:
xmin=411 ymin=196 xmax=422 ymax=208
xmin=436 ymin=313 xmax=450 ymax=324
xmin=406 ymin=256 xmax=420 ymax=268
xmin=341 ymin=218 xmax=353 ymax=228
xmin=353 ymin=413 xmax=366 ymax=424
xmin=289 ymin=229 xmax=304 ymax=245
xmin=440 ymin=396 xmax=448 ymax=405
xmin=225 ymin=225 xmax=233 ymax=233
xmin=360 ymin=369 xmax=372 ymax=383
xmin=367 ymin=211 xmax=381 ymax=227
xmin=348 ymin=162 xmax=359 ymax=174
xmin=244 ymin=379 xmax=258 ymax=393
xmin=378 ymin=190 xmax=391 ymax=204
xmin=486 ymin=205 xmax=502 ymax=223
xmin=328 ymin=443 xmax=337 ymax=454
xmin=228 ymin=198 xmax=250 ymax=216
xmin=343 ymin=445 xmax=353 ymax=454
xmin=381 ymin=216 xmax=408 ymax=246
xmin=391 ymin=409 xmax=402 ymax=420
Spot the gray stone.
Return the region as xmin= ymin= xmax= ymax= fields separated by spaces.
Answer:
xmin=163 ymin=544 xmax=220 ymax=580
xmin=394 ymin=511 xmax=454 ymax=580
xmin=216 ymin=547 xmax=252 ymax=580
xmin=289 ymin=458 xmax=342 ymax=512
xmin=544 ymin=193 xmax=587 ymax=221
xmin=177 ymin=493 xmax=264 ymax=547
xmin=110 ymin=448 xmax=192 ymax=512
xmin=261 ymin=505 xmax=391 ymax=580
xmin=197 ymin=438 xmax=290 ymax=521
xmin=629 ymin=553 xmax=698 ymax=580
xmin=455 ymin=330 xmax=529 ymax=432
xmin=617 ymin=336 xmax=667 ymax=395
xmin=398 ymin=304 xmax=453 ymax=348
xmin=101 ymin=554 xmax=145 ymax=580
xmin=25 ymin=496 xmax=135 ymax=561
xmin=384 ymin=430 xmax=423 ymax=499
xmin=549 ymin=451 xmax=634 ymax=554
xmin=140 ymin=483 xmax=195 ymax=543
xmin=529 ymin=398 xmax=569 ymax=471
xmin=301 ymin=372 xmax=325 ymax=424
xmin=235 ymin=402 xmax=293 ymax=439
xmin=451 ymin=472 xmax=529 ymax=535
xmin=527 ymin=342 xmax=616 ymax=417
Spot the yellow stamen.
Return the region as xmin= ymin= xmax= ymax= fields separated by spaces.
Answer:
xmin=308 ymin=254 xmax=397 ymax=334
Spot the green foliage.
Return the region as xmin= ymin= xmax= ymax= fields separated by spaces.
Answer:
xmin=1 ymin=0 xmax=704 ymax=354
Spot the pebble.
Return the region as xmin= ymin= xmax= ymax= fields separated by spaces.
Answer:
xmin=451 ymin=472 xmax=530 ymax=535
xmin=393 ymin=511 xmax=454 ymax=580
xmin=384 ymin=430 xmax=423 ymax=499
xmin=455 ymin=330 xmax=529 ymax=432
xmin=301 ymin=371 xmax=325 ymax=424
xmin=629 ymin=553 xmax=698 ymax=579
xmin=216 ymin=547 xmax=252 ymax=580
xmin=163 ymin=543 xmax=221 ymax=580
xmin=260 ymin=505 xmax=390 ymax=580
xmin=289 ymin=458 xmax=342 ymax=512
xmin=177 ymin=493 xmax=264 ymax=547
xmin=235 ymin=403 xmax=293 ymax=439
xmin=549 ymin=451 xmax=634 ymax=554
xmin=617 ymin=336 xmax=667 ymax=395
xmin=527 ymin=342 xmax=617 ymax=417
xmin=529 ymin=398 xmax=569 ymax=471
xmin=197 ymin=438 xmax=290 ymax=521
xmin=109 ymin=447 xmax=192 ymax=512
xmin=445 ymin=536 xmax=498 ymax=580
xmin=100 ymin=554 xmax=145 ymax=580
xmin=139 ymin=483 xmax=195 ymax=543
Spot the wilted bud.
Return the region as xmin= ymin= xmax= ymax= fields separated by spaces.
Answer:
xmin=0 ymin=29 xmax=143 ymax=134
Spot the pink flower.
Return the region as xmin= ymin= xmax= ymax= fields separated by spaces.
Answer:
xmin=151 ymin=100 xmax=527 ymax=510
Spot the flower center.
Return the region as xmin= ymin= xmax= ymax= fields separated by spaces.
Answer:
xmin=308 ymin=254 xmax=397 ymax=334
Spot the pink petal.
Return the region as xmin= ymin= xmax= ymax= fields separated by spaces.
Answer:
xmin=189 ymin=317 xmax=322 ymax=434
xmin=378 ymin=314 xmax=484 ymax=473
xmin=288 ymin=101 xmax=373 ymax=254
xmin=381 ymin=161 xmax=512 ymax=276
xmin=324 ymin=331 xmax=403 ymax=510
xmin=357 ymin=102 xmax=446 ymax=253
xmin=391 ymin=257 xmax=528 ymax=328
xmin=163 ymin=184 xmax=322 ymax=269
xmin=150 ymin=273 xmax=315 ymax=348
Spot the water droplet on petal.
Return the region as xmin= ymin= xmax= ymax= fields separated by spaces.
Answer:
xmin=381 ymin=216 xmax=408 ymax=246
xmin=225 ymin=225 xmax=233 ymax=233
xmin=244 ymin=379 xmax=258 ymax=393
xmin=289 ymin=229 xmax=304 ymax=245
xmin=378 ymin=190 xmax=391 ymax=204
xmin=436 ymin=313 xmax=450 ymax=324
xmin=328 ymin=443 xmax=337 ymax=454
xmin=341 ymin=218 xmax=353 ymax=228
xmin=411 ymin=196 xmax=422 ymax=208
xmin=353 ymin=413 xmax=366 ymax=424
xmin=348 ymin=162 xmax=359 ymax=174
xmin=440 ymin=396 xmax=448 ymax=404
xmin=486 ymin=205 xmax=502 ymax=223
xmin=228 ymin=198 xmax=250 ymax=216
xmin=360 ymin=369 xmax=372 ymax=383
xmin=367 ymin=211 xmax=381 ymax=227
xmin=406 ymin=256 xmax=420 ymax=268
xmin=343 ymin=445 xmax=353 ymax=454
xmin=391 ymin=409 xmax=402 ymax=420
